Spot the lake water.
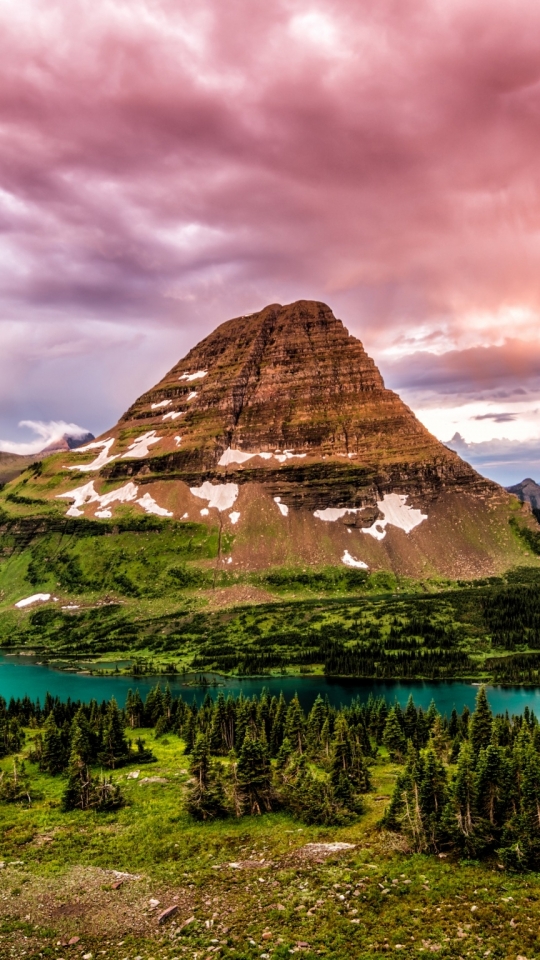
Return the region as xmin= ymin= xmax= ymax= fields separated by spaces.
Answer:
xmin=2 ymin=652 xmax=540 ymax=715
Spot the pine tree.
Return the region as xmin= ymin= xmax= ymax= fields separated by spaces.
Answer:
xmin=131 ymin=736 xmax=156 ymax=764
xmin=0 ymin=719 xmax=24 ymax=758
xmin=275 ymin=736 xmax=293 ymax=772
xmin=425 ymin=700 xmax=438 ymax=731
xmin=320 ymin=716 xmax=333 ymax=760
xmin=428 ymin=715 xmax=448 ymax=759
xmin=92 ymin=772 xmax=124 ymax=810
xmin=475 ymin=744 xmax=510 ymax=829
xmin=125 ymin=689 xmax=144 ymax=729
xmin=186 ymin=734 xmax=227 ymax=821
xmin=306 ymin=695 xmax=327 ymax=756
xmin=144 ymin=685 xmax=164 ymax=726
xmin=448 ymin=708 xmax=459 ymax=739
xmin=0 ymin=759 xmax=32 ymax=805
xmin=270 ymin=693 xmax=286 ymax=755
xmin=98 ymin=698 xmax=129 ymax=769
xmin=182 ymin=708 xmax=197 ymax=754
xmin=257 ymin=690 xmax=271 ymax=743
xmin=403 ymin=695 xmax=417 ymax=742
xmin=62 ymin=746 xmax=94 ymax=812
xmin=419 ymin=745 xmax=448 ymax=849
xmin=70 ymin=709 xmax=93 ymax=765
xmin=382 ymin=742 xmax=427 ymax=852
xmin=329 ymin=714 xmax=370 ymax=794
xmin=442 ymin=741 xmax=486 ymax=856
xmin=154 ymin=715 xmax=169 ymax=738
xmin=521 ymin=742 xmax=540 ymax=835
xmin=383 ymin=707 xmax=407 ymax=762
xmin=234 ymin=696 xmax=250 ymax=753
xmin=469 ymin=686 xmax=493 ymax=756
xmin=236 ymin=733 xmax=274 ymax=815
xmin=284 ymin=695 xmax=305 ymax=754
xmin=40 ymin=712 xmax=67 ymax=775
xmin=163 ymin=684 xmax=173 ymax=720
xmin=209 ymin=691 xmax=228 ymax=755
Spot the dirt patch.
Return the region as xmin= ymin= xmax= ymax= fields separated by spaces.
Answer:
xmin=201 ymin=584 xmax=278 ymax=609
xmin=49 ymin=902 xmax=91 ymax=919
xmin=295 ymin=842 xmax=356 ymax=861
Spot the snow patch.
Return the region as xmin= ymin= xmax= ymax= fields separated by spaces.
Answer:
xmin=58 ymin=480 xmax=139 ymax=517
xmin=362 ymin=494 xmax=427 ymax=541
xmin=68 ymin=438 xmax=118 ymax=472
xmin=15 ymin=593 xmax=53 ymax=609
xmin=57 ymin=480 xmax=171 ymax=520
xmin=229 ymin=511 xmax=240 ymax=524
xmin=136 ymin=493 xmax=173 ymax=517
xmin=274 ymin=496 xmax=289 ymax=517
xmin=219 ymin=448 xmax=256 ymax=466
xmin=226 ymin=557 xmax=233 ymax=564
xmin=122 ymin=431 xmax=161 ymax=459
xmin=151 ymin=399 xmax=171 ymax=409
xmin=342 ymin=551 xmax=368 ymax=570
xmin=76 ymin=438 xmax=109 ymax=453
xmin=57 ymin=479 xmax=101 ymax=516
xmin=218 ymin=447 xmax=304 ymax=466
xmin=314 ymin=507 xmax=359 ymax=522
xmin=190 ymin=481 xmax=239 ymax=511
xmin=162 ymin=411 xmax=183 ymax=421
xmin=200 ymin=508 xmax=209 ymax=516
xmin=186 ymin=391 xmax=197 ymax=401
xmin=363 ymin=522 xmax=386 ymax=541
xmin=179 ymin=370 xmax=207 ymax=382
xmin=174 ymin=436 xmax=182 ymax=446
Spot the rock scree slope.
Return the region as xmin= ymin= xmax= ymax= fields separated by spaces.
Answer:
xmin=2 ymin=300 xmax=536 ymax=580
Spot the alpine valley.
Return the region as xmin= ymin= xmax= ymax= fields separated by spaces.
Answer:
xmin=1 ymin=300 xmax=539 ymax=679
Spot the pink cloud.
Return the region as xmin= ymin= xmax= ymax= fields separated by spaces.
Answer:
xmin=1 ymin=0 xmax=540 ymax=458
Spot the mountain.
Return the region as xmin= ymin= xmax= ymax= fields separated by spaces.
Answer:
xmin=38 ymin=431 xmax=95 ymax=455
xmin=0 ymin=432 xmax=95 ymax=484
xmin=506 ymin=478 xmax=540 ymax=511
xmin=1 ymin=300 xmax=537 ymax=581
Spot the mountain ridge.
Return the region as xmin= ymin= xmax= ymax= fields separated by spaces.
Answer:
xmin=0 ymin=300 xmax=536 ymax=582
xmin=506 ymin=477 xmax=540 ymax=511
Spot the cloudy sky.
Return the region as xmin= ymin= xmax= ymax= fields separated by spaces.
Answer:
xmin=1 ymin=0 xmax=539 ymax=484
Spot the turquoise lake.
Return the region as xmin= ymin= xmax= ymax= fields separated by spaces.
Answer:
xmin=2 ymin=652 xmax=540 ymax=714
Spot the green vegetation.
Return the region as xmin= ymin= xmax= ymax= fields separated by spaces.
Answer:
xmin=3 ymin=686 xmax=540 ymax=958
xmin=2 ymin=508 xmax=540 ymax=684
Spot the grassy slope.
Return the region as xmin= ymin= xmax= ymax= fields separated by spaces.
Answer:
xmin=2 ymin=463 xmax=540 ymax=681
xmin=1 ymin=730 xmax=540 ymax=960
xmin=2 ymin=520 xmax=540 ymax=681
xmin=0 ymin=452 xmax=37 ymax=486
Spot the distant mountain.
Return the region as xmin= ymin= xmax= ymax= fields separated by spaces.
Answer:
xmin=1 ymin=301 xmax=537 ymax=580
xmin=0 ymin=432 xmax=94 ymax=484
xmin=506 ymin=478 xmax=540 ymax=511
xmin=38 ymin=432 xmax=95 ymax=455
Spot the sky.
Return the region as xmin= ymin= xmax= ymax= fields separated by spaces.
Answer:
xmin=0 ymin=0 xmax=539 ymax=485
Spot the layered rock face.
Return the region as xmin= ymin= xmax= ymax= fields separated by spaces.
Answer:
xmin=105 ymin=300 xmax=489 ymax=509
xmin=32 ymin=299 xmax=532 ymax=580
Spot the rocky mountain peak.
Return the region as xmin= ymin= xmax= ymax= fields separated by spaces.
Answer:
xmin=116 ymin=299 xmax=471 ymax=486
xmin=506 ymin=477 xmax=540 ymax=511
xmin=9 ymin=299 xmax=530 ymax=581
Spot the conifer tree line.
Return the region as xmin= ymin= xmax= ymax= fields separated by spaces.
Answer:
xmin=382 ymin=687 xmax=540 ymax=871
xmin=2 ymin=683 xmax=540 ymax=865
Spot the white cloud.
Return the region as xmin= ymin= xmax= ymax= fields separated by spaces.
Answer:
xmin=289 ymin=10 xmax=340 ymax=50
xmin=414 ymin=400 xmax=540 ymax=445
xmin=0 ymin=419 xmax=90 ymax=455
